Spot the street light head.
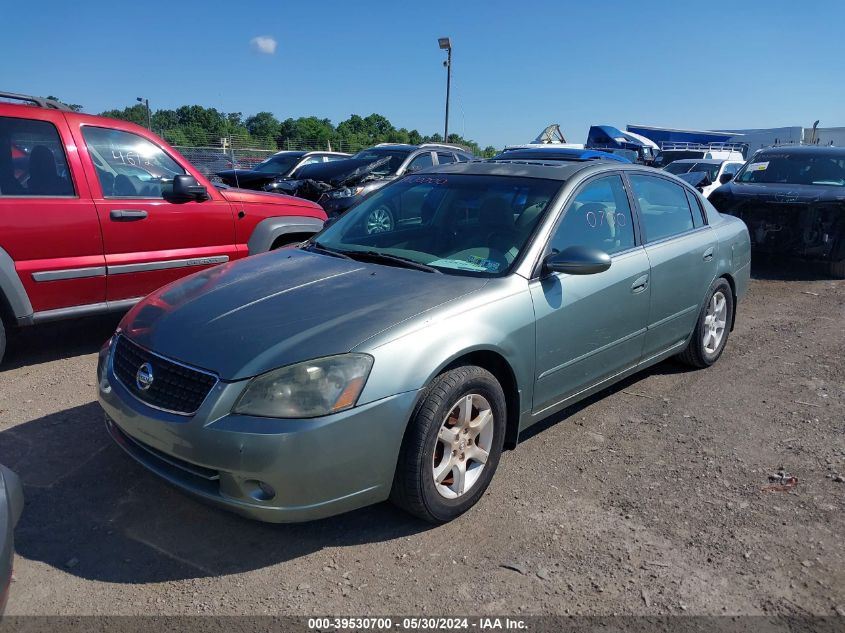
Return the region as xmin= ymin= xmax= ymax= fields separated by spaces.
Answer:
xmin=136 ymin=97 xmax=144 ymax=102
xmin=438 ymin=37 xmax=451 ymax=50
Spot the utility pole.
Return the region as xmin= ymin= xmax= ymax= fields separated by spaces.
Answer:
xmin=136 ymin=97 xmax=151 ymax=130
xmin=438 ymin=38 xmax=452 ymax=142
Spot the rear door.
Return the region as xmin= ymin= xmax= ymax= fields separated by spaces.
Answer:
xmin=0 ymin=111 xmax=105 ymax=313
xmin=626 ymin=172 xmax=717 ymax=359
xmin=70 ymin=119 xmax=238 ymax=302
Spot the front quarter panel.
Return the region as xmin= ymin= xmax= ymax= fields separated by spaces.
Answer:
xmin=354 ymin=276 xmax=535 ymax=418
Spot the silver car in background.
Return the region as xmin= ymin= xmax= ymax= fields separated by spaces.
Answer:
xmin=98 ymin=161 xmax=750 ymax=523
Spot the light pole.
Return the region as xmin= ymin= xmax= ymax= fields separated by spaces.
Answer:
xmin=438 ymin=37 xmax=452 ymax=142
xmin=136 ymin=97 xmax=151 ymax=130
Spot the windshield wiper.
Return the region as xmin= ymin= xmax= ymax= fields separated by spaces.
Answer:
xmin=306 ymin=241 xmax=353 ymax=260
xmin=341 ymin=250 xmax=442 ymax=274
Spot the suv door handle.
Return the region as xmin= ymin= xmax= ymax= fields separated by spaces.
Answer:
xmin=703 ymin=247 xmax=714 ymax=262
xmin=631 ymin=274 xmax=649 ymax=294
xmin=110 ymin=209 xmax=148 ymax=221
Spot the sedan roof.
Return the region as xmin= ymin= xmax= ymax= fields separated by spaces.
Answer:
xmin=493 ymin=147 xmax=631 ymax=163
xmin=414 ymin=159 xmax=597 ymax=181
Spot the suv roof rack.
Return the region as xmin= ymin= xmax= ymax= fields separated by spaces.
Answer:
xmin=659 ymin=141 xmax=747 ymax=152
xmin=420 ymin=142 xmax=471 ymax=152
xmin=0 ymin=91 xmax=73 ymax=111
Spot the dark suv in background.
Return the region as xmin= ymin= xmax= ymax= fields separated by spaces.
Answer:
xmin=709 ymin=145 xmax=845 ymax=277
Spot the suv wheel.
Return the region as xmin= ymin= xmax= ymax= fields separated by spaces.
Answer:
xmin=390 ymin=366 xmax=506 ymax=523
xmin=365 ymin=205 xmax=394 ymax=234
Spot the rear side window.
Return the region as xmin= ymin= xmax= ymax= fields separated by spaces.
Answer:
xmin=0 ymin=116 xmax=74 ymax=196
xmin=82 ymin=126 xmax=185 ymax=198
xmin=550 ymin=175 xmax=636 ymax=256
xmin=685 ymin=189 xmax=706 ymax=228
xmin=629 ymin=174 xmax=695 ymax=242
xmin=437 ymin=152 xmax=456 ymax=165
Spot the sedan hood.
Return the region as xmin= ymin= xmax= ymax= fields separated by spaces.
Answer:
xmin=293 ymin=156 xmax=388 ymax=186
xmin=120 ymin=249 xmax=488 ymax=380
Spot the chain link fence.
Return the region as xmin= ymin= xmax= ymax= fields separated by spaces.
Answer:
xmin=165 ymin=132 xmax=366 ymax=181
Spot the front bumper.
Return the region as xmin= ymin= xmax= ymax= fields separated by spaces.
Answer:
xmin=318 ymin=195 xmax=358 ymax=218
xmin=97 ymin=342 xmax=418 ymax=523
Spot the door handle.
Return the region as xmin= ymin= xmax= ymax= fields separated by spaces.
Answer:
xmin=631 ymin=274 xmax=649 ymax=294
xmin=110 ymin=209 xmax=148 ymax=221
xmin=703 ymin=247 xmax=714 ymax=262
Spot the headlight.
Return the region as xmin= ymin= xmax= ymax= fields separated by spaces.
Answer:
xmin=233 ymin=354 xmax=373 ymax=418
xmin=327 ymin=186 xmax=365 ymax=199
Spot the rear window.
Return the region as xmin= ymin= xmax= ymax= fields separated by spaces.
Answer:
xmin=0 ymin=116 xmax=75 ymax=196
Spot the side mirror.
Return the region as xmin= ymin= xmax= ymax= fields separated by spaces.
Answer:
xmin=167 ymin=174 xmax=208 ymax=202
xmin=719 ymin=173 xmax=734 ymax=184
xmin=544 ymin=246 xmax=611 ymax=275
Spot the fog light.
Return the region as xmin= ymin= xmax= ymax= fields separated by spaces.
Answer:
xmin=244 ymin=479 xmax=276 ymax=501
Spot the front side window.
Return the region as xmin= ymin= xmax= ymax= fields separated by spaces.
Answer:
xmin=549 ymin=175 xmax=635 ymax=256
xmin=0 ymin=116 xmax=74 ymax=196
xmin=82 ymin=126 xmax=186 ymax=198
xmin=629 ymin=174 xmax=695 ymax=242
xmin=313 ymin=174 xmax=562 ymax=277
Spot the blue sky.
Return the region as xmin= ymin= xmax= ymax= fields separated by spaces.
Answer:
xmin=2 ymin=0 xmax=843 ymax=148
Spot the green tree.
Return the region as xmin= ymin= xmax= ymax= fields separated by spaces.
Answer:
xmin=46 ymin=96 xmax=83 ymax=112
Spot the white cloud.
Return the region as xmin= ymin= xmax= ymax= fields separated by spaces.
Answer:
xmin=250 ymin=36 xmax=277 ymax=55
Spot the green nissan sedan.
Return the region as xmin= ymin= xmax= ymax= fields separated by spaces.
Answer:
xmin=97 ymin=160 xmax=751 ymax=523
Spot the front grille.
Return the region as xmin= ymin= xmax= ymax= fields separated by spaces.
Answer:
xmin=112 ymin=336 xmax=218 ymax=415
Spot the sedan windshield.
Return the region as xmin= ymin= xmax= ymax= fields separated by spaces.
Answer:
xmin=312 ymin=174 xmax=562 ymax=276
xmin=736 ymin=153 xmax=845 ymax=186
xmin=665 ymin=162 xmax=720 ymax=180
xmin=253 ymin=154 xmax=302 ymax=174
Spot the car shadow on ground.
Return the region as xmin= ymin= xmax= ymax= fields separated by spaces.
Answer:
xmin=1 ymin=314 xmax=121 ymax=371
xmin=0 ymin=402 xmax=433 ymax=585
xmin=750 ymin=254 xmax=837 ymax=281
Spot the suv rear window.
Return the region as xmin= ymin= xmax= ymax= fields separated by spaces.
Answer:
xmin=0 ymin=117 xmax=74 ymax=197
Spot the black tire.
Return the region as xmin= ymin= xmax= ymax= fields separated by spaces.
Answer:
xmin=677 ymin=277 xmax=734 ymax=369
xmin=0 ymin=319 xmax=5 ymax=365
xmin=830 ymin=260 xmax=845 ymax=279
xmin=390 ymin=365 xmax=506 ymax=523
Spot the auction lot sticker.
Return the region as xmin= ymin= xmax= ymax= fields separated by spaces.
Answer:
xmin=747 ymin=161 xmax=769 ymax=171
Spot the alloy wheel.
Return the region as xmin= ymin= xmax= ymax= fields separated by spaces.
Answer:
xmin=365 ymin=207 xmax=393 ymax=234
xmin=703 ymin=290 xmax=728 ymax=354
xmin=432 ymin=394 xmax=494 ymax=499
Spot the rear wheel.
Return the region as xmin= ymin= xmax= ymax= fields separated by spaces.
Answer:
xmin=390 ymin=366 xmax=506 ymax=523
xmin=677 ymin=278 xmax=734 ymax=368
xmin=0 ymin=319 xmax=6 ymax=365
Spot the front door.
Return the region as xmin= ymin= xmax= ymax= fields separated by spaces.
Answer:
xmin=73 ymin=122 xmax=237 ymax=302
xmin=530 ymin=174 xmax=650 ymax=414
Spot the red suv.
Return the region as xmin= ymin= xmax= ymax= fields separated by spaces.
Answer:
xmin=0 ymin=92 xmax=327 ymax=363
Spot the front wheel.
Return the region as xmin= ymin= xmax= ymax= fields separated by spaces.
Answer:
xmin=677 ymin=278 xmax=734 ymax=368
xmin=390 ymin=366 xmax=506 ymax=523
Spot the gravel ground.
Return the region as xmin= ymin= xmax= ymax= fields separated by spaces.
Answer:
xmin=1 ymin=260 xmax=843 ymax=617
